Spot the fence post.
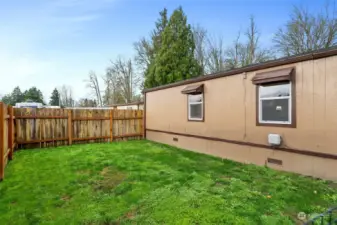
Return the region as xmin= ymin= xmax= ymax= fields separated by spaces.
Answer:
xmin=143 ymin=94 xmax=146 ymax=139
xmin=110 ymin=109 xmax=113 ymax=142
xmin=8 ymin=106 xmax=14 ymax=160
xmin=137 ymin=110 xmax=142 ymax=138
xmin=68 ymin=110 xmax=72 ymax=145
xmin=0 ymin=103 xmax=5 ymax=181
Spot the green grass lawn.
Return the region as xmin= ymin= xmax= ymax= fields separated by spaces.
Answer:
xmin=0 ymin=140 xmax=336 ymax=225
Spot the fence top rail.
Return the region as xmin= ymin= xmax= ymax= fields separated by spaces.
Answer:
xmin=14 ymin=116 xmax=143 ymax=120
xmin=13 ymin=108 xmax=143 ymax=112
xmin=15 ymin=115 xmax=68 ymax=119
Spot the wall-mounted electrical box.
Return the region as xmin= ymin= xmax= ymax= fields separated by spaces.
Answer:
xmin=268 ymin=134 xmax=282 ymax=146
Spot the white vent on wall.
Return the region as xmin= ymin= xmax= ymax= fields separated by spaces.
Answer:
xmin=268 ymin=134 xmax=282 ymax=146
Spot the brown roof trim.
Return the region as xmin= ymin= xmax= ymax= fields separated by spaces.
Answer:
xmin=110 ymin=101 xmax=144 ymax=107
xmin=146 ymin=129 xmax=337 ymax=160
xmin=144 ymin=46 xmax=337 ymax=93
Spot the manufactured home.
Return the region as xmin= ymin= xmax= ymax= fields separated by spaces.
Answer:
xmin=111 ymin=102 xmax=144 ymax=110
xmin=144 ymin=47 xmax=337 ymax=180
xmin=15 ymin=101 xmax=43 ymax=108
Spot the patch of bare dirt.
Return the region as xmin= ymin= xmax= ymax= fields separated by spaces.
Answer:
xmin=100 ymin=167 xmax=110 ymax=176
xmin=61 ymin=195 xmax=71 ymax=201
xmin=93 ymin=167 xmax=126 ymax=192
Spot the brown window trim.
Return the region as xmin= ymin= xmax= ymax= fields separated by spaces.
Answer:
xmin=255 ymin=69 xmax=297 ymax=128
xmin=181 ymin=84 xmax=204 ymax=94
xmin=187 ymin=92 xmax=205 ymax=122
xmin=252 ymin=67 xmax=293 ymax=84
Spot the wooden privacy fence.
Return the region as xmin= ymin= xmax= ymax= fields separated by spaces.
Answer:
xmin=0 ymin=105 xmax=143 ymax=180
xmin=14 ymin=108 xmax=144 ymax=148
xmin=0 ymin=103 xmax=15 ymax=181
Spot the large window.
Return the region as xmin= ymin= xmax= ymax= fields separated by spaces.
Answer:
xmin=188 ymin=94 xmax=203 ymax=121
xmin=253 ymin=67 xmax=296 ymax=127
xmin=258 ymin=82 xmax=291 ymax=124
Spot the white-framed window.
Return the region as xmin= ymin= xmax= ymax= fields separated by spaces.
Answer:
xmin=188 ymin=94 xmax=203 ymax=121
xmin=258 ymin=81 xmax=291 ymax=124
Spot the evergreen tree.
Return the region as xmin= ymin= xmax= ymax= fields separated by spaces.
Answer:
xmin=155 ymin=7 xmax=201 ymax=85
xmin=24 ymin=87 xmax=44 ymax=104
xmin=0 ymin=86 xmax=24 ymax=105
xmin=143 ymin=8 xmax=168 ymax=88
xmin=49 ymin=88 xmax=60 ymax=106
xmin=11 ymin=86 xmax=24 ymax=104
xmin=0 ymin=94 xmax=12 ymax=105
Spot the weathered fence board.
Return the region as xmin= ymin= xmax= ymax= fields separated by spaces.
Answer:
xmin=15 ymin=108 xmax=69 ymax=147
xmin=14 ymin=108 xmax=143 ymax=149
xmin=0 ymin=105 xmax=144 ymax=181
xmin=0 ymin=103 xmax=15 ymax=181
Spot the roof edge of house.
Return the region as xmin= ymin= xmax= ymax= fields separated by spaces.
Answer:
xmin=144 ymin=46 xmax=337 ymax=93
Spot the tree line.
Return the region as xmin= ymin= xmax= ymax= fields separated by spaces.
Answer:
xmin=0 ymin=86 xmax=71 ymax=107
xmin=118 ymin=3 xmax=337 ymax=99
xmin=1 ymin=87 xmax=44 ymax=106
xmin=133 ymin=3 xmax=336 ymax=90
xmin=1 ymin=3 xmax=336 ymax=106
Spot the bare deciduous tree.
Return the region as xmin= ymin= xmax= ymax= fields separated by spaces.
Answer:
xmin=104 ymin=57 xmax=139 ymax=104
xmin=224 ymin=33 xmax=246 ymax=69
xmin=134 ymin=37 xmax=153 ymax=72
xmin=77 ymin=98 xmax=97 ymax=107
xmin=206 ymin=35 xmax=227 ymax=73
xmin=193 ymin=24 xmax=208 ymax=75
xmin=58 ymin=85 xmax=74 ymax=107
xmin=134 ymin=38 xmax=153 ymax=90
xmin=224 ymin=16 xmax=273 ymax=69
xmin=85 ymin=71 xmax=102 ymax=107
xmin=103 ymin=66 xmax=124 ymax=105
xmin=205 ymin=17 xmax=272 ymax=73
xmin=273 ymin=4 xmax=337 ymax=56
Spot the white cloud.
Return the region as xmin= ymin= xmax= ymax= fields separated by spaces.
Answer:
xmin=0 ymin=0 xmax=118 ymax=102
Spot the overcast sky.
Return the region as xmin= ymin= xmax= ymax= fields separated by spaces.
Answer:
xmin=0 ymin=0 xmax=325 ymax=102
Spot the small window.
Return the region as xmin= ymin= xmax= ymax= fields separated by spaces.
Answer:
xmin=258 ymin=82 xmax=291 ymax=124
xmin=188 ymin=94 xmax=203 ymax=121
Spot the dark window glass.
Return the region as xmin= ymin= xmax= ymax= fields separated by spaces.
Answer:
xmin=261 ymin=99 xmax=289 ymax=122
xmin=260 ymin=82 xmax=290 ymax=98
xmin=190 ymin=104 xmax=202 ymax=119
